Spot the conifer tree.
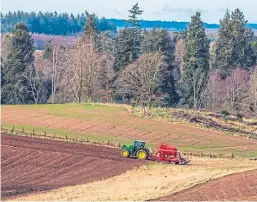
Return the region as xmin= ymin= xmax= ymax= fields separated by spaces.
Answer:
xmin=84 ymin=11 xmax=98 ymax=37
xmin=113 ymin=28 xmax=134 ymax=72
xmin=182 ymin=12 xmax=210 ymax=108
xmin=82 ymin=11 xmax=101 ymax=51
xmin=127 ymin=2 xmax=143 ymax=28
xmin=214 ymin=8 xmax=256 ymax=76
xmin=1 ymin=23 xmax=35 ymax=104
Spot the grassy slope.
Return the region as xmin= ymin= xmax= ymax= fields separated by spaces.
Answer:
xmin=2 ymin=103 xmax=257 ymax=157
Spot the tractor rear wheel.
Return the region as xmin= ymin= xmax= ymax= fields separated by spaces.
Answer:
xmin=121 ymin=149 xmax=130 ymax=158
xmin=136 ymin=149 xmax=148 ymax=159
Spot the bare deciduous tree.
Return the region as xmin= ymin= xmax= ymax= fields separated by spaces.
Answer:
xmin=1 ymin=34 xmax=12 ymax=61
xmin=50 ymin=44 xmax=69 ymax=103
xmin=68 ymin=39 xmax=106 ymax=103
xmin=226 ymin=68 xmax=249 ymax=109
xmin=249 ymin=67 xmax=257 ymax=114
xmin=26 ymin=65 xmax=45 ymax=104
xmin=174 ymin=39 xmax=185 ymax=82
xmin=118 ymin=52 xmax=164 ymax=111
xmin=204 ymin=68 xmax=251 ymax=114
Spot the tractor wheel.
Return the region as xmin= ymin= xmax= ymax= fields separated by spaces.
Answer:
xmin=136 ymin=150 xmax=148 ymax=160
xmin=121 ymin=149 xmax=130 ymax=158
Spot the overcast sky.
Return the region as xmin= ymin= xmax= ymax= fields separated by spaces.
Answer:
xmin=1 ymin=0 xmax=257 ymax=23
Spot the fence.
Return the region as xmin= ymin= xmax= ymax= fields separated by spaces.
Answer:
xmin=2 ymin=126 xmax=121 ymax=149
xmin=2 ymin=126 xmax=235 ymax=159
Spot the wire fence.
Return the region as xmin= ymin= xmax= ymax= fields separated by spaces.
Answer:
xmin=2 ymin=125 xmax=236 ymax=159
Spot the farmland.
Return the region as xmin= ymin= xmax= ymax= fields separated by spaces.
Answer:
xmin=2 ymin=104 xmax=257 ymax=157
xmin=2 ymin=134 xmax=146 ymax=199
xmin=11 ymin=153 xmax=257 ymax=201
xmin=2 ymin=103 xmax=257 ymax=201
xmin=154 ymin=169 xmax=257 ymax=201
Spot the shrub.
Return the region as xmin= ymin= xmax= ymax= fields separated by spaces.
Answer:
xmin=221 ymin=109 xmax=229 ymax=118
xmin=236 ymin=113 xmax=243 ymax=121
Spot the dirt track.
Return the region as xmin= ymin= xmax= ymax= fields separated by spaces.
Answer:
xmin=1 ymin=134 xmax=146 ymax=199
xmin=153 ymin=169 xmax=257 ymax=201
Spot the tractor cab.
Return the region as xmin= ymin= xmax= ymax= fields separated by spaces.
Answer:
xmin=133 ymin=140 xmax=145 ymax=149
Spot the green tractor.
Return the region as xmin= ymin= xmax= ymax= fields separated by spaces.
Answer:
xmin=120 ymin=140 xmax=150 ymax=160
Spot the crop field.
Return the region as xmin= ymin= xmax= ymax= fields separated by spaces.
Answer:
xmin=2 ymin=134 xmax=146 ymax=199
xmin=154 ymin=169 xmax=257 ymax=201
xmin=2 ymin=104 xmax=257 ymax=201
xmin=2 ymin=104 xmax=257 ymax=157
xmin=12 ymin=154 xmax=257 ymax=201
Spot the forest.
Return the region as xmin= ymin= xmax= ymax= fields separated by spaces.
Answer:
xmin=1 ymin=11 xmax=117 ymax=35
xmin=1 ymin=3 xmax=257 ymax=117
xmin=2 ymin=11 xmax=257 ymax=35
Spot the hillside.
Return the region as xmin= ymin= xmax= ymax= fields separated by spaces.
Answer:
xmin=2 ymin=104 xmax=257 ymax=158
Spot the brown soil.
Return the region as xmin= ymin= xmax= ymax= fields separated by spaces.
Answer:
xmin=153 ymin=169 xmax=257 ymax=201
xmin=2 ymin=106 xmax=257 ymax=152
xmin=1 ymin=134 xmax=146 ymax=200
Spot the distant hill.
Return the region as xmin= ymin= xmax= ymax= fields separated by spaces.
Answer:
xmin=107 ymin=19 xmax=257 ymax=31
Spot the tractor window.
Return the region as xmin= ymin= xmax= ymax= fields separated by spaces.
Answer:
xmin=134 ymin=141 xmax=145 ymax=148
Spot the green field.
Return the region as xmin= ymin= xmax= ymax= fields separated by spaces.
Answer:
xmin=2 ymin=103 xmax=257 ymax=157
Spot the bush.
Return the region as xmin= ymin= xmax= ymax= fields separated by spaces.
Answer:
xmin=221 ymin=109 xmax=229 ymax=118
xmin=236 ymin=113 xmax=243 ymax=121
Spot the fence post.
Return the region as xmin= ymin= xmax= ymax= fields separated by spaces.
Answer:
xmin=32 ymin=129 xmax=35 ymax=136
xmin=11 ymin=126 xmax=15 ymax=133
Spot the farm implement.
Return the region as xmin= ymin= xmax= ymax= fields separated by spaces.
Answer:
xmin=120 ymin=140 xmax=190 ymax=165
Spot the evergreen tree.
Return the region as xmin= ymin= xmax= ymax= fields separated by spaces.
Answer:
xmin=99 ymin=30 xmax=116 ymax=56
xmin=1 ymin=11 xmax=117 ymax=35
xmin=113 ymin=28 xmax=134 ymax=72
xmin=127 ymin=2 xmax=143 ymax=28
xmin=214 ymin=9 xmax=233 ymax=76
xmin=1 ymin=23 xmax=35 ymax=104
xmin=141 ymin=28 xmax=178 ymax=106
xmin=182 ymin=12 xmax=210 ymax=108
xmin=128 ymin=3 xmax=143 ymax=61
xmin=84 ymin=11 xmax=98 ymax=37
xmin=114 ymin=2 xmax=144 ymax=72
xmin=82 ymin=11 xmax=101 ymax=51
xmin=214 ymin=8 xmax=256 ymax=76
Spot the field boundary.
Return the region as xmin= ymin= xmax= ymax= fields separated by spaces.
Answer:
xmin=2 ymin=127 xmax=121 ymax=149
xmin=2 ymin=126 xmax=236 ymax=159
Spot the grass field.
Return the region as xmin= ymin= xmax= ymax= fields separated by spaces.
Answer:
xmin=2 ymin=103 xmax=257 ymax=157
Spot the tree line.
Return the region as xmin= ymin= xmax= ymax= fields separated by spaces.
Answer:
xmin=1 ymin=4 xmax=257 ymax=116
xmin=2 ymin=10 xmax=257 ymax=36
xmin=1 ymin=11 xmax=117 ymax=35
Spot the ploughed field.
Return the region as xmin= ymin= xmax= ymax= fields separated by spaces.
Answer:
xmin=1 ymin=134 xmax=146 ymax=199
xmin=2 ymin=104 xmax=257 ymax=156
xmin=154 ymin=169 xmax=257 ymax=201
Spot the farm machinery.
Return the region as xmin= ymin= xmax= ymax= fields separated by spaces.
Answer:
xmin=120 ymin=140 xmax=190 ymax=165
xmin=121 ymin=140 xmax=150 ymax=159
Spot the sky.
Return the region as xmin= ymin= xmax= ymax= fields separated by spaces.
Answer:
xmin=1 ymin=0 xmax=257 ymax=23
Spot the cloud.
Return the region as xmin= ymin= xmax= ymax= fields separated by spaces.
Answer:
xmin=114 ymin=9 xmax=124 ymax=16
xmin=160 ymin=4 xmax=207 ymax=14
